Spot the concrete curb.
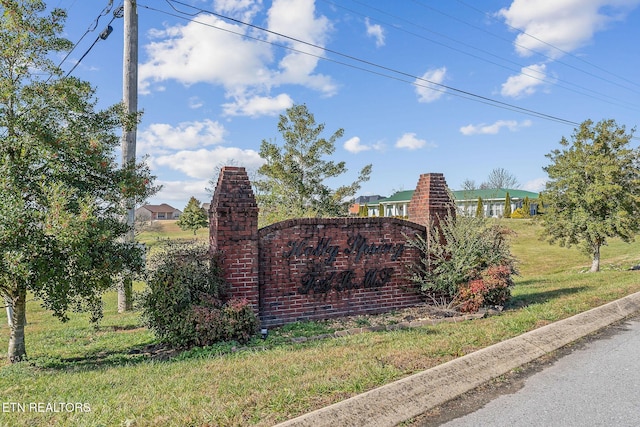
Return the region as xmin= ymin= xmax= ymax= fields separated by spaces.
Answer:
xmin=276 ymin=291 xmax=640 ymax=427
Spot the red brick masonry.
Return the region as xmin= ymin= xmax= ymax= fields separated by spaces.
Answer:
xmin=258 ymin=217 xmax=426 ymax=326
xmin=210 ymin=167 xmax=452 ymax=327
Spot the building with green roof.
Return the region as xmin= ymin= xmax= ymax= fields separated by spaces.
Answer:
xmin=365 ymin=188 xmax=540 ymax=218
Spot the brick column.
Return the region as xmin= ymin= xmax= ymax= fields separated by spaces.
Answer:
xmin=408 ymin=173 xmax=455 ymax=228
xmin=209 ymin=167 xmax=259 ymax=311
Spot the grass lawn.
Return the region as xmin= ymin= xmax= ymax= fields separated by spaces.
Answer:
xmin=1 ymin=219 xmax=640 ymax=426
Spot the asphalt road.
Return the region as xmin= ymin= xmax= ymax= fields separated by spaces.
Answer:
xmin=439 ymin=316 xmax=640 ymax=427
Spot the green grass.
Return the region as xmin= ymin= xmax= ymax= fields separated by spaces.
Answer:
xmin=136 ymin=220 xmax=209 ymax=250
xmin=1 ymin=219 xmax=640 ymax=426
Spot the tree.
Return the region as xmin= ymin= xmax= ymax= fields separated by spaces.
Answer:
xmin=476 ymin=197 xmax=484 ymax=218
xmin=522 ymin=196 xmax=531 ymax=217
xmin=481 ymin=168 xmax=519 ymax=189
xmin=503 ymin=192 xmax=512 ymax=218
xmin=541 ymin=119 xmax=640 ymax=273
xmin=0 ymin=1 xmax=157 ymax=362
xmin=255 ymin=104 xmax=372 ymax=224
xmin=177 ymin=197 xmax=209 ymax=235
xmin=461 ymin=178 xmax=476 ymax=191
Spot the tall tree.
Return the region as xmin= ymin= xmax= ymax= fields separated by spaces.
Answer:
xmin=542 ymin=119 xmax=640 ymax=273
xmin=503 ymin=192 xmax=512 ymax=218
xmin=255 ymin=104 xmax=371 ymax=224
xmin=476 ymin=197 xmax=484 ymax=218
xmin=522 ymin=196 xmax=531 ymax=217
xmin=0 ymin=1 xmax=157 ymax=362
xmin=177 ymin=197 xmax=209 ymax=235
xmin=482 ymin=168 xmax=519 ymax=189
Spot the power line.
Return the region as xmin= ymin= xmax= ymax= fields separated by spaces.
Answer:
xmin=55 ymin=1 xmax=116 ymax=73
xmin=455 ymin=0 xmax=640 ymax=92
xmin=144 ymin=0 xmax=580 ymax=127
xmin=63 ymin=4 xmax=124 ymax=78
xmin=410 ymin=0 xmax=640 ymax=96
xmin=319 ymin=0 xmax=640 ymax=112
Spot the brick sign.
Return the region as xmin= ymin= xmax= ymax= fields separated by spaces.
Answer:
xmin=258 ymin=218 xmax=425 ymax=326
xmin=209 ymin=167 xmax=453 ymax=328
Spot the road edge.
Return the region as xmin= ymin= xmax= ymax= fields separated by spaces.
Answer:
xmin=276 ymin=291 xmax=640 ymax=427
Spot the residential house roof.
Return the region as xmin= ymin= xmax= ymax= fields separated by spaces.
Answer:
xmin=453 ymin=188 xmax=540 ymax=201
xmin=138 ymin=203 xmax=181 ymax=213
xmin=366 ymin=188 xmax=539 ymax=205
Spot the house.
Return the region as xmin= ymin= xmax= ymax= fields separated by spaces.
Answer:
xmin=454 ymin=188 xmax=540 ymax=217
xmin=135 ymin=203 xmax=182 ymax=221
xmin=348 ymin=195 xmax=386 ymax=216
xmin=362 ymin=188 xmax=540 ymax=218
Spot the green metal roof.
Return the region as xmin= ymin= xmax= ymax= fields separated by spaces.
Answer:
xmin=366 ymin=188 xmax=539 ymax=205
xmin=452 ymin=188 xmax=540 ymax=201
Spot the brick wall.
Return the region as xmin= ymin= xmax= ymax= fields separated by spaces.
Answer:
xmin=258 ymin=217 xmax=426 ymax=327
xmin=209 ymin=166 xmax=260 ymax=309
xmin=408 ymin=173 xmax=455 ymax=229
xmin=209 ymin=168 xmax=452 ymax=327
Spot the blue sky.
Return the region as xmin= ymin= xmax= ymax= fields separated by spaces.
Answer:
xmin=53 ymin=0 xmax=640 ymax=209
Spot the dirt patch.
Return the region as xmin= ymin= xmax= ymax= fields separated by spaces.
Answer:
xmin=322 ymin=304 xmax=492 ymax=331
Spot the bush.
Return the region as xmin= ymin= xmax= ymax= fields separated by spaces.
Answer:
xmin=407 ymin=216 xmax=517 ymax=312
xmin=456 ymin=265 xmax=514 ymax=313
xmin=138 ymin=241 xmax=258 ymax=348
xmin=510 ymin=208 xmax=527 ymax=219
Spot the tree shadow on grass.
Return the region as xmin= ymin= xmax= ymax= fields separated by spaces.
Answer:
xmin=28 ymin=340 xmax=177 ymax=372
xmin=507 ymin=284 xmax=587 ymax=310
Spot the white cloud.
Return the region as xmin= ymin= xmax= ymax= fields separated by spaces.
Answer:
xmin=188 ymin=96 xmax=204 ymax=109
xmin=501 ymin=63 xmax=547 ymax=98
xmin=222 ymin=93 xmax=294 ymax=117
xmin=152 ymin=179 xmax=212 ymax=208
xmin=460 ymin=119 xmax=533 ymax=135
xmin=214 ymin=0 xmax=263 ymax=22
xmin=498 ymin=0 xmax=640 ymax=59
xmin=395 ymin=133 xmax=436 ymax=150
xmin=139 ymin=0 xmax=337 ymax=114
xmin=344 ymin=136 xmax=371 ymax=153
xmin=139 ymin=15 xmax=273 ymax=94
xmin=266 ymin=0 xmax=337 ymax=95
xmin=365 ymin=18 xmax=385 ymax=47
xmin=523 ymin=177 xmax=547 ymax=192
xmin=415 ymin=67 xmax=447 ymax=103
xmin=154 ymin=147 xmax=264 ymax=180
xmin=138 ymin=120 xmax=226 ymax=154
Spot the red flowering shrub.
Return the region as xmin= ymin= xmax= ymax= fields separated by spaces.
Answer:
xmin=457 ymin=279 xmax=486 ymax=313
xmin=481 ymin=264 xmax=514 ymax=306
xmin=456 ymin=264 xmax=515 ymax=313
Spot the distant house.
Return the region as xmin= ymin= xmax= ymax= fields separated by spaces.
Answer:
xmin=349 ymin=195 xmax=386 ymax=216
xmin=362 ymin=188 xmax=540 ymax=218
xmin=135 ymin=204 xmax=182 ymax=221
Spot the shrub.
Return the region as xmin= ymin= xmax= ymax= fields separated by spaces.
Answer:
xmin=510 ymin=208 xmax=526 ymax=219
xmin=407 ymin=216 xmax=517 ymax=311
xmin=139 ymin=241 xmax=258 ymax=348
xmin=456 ymin=264 xmax=514 ymax=313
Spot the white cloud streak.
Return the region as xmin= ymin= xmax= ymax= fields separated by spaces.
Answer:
xmin=415 ymin=67 xmax=447 ymax=103
xmin=365 ymin=18 xmax=385 ymax=47
xmin=498 ymin=0 xmax=640 ymax=59
xmin=395 ymin=133 xmax=436 ymax=150
xmin=343 ymin=136 xmax=370 ymax=153
xmin=460 ymin=119 xmax=533 ymax=135
xmin=154 ymin=148 xmax=264 ymax=180
xmin=138 ymin=119 xmax=227 ymax=154
xmin=501 ymin=63 xmax=547 ymax=98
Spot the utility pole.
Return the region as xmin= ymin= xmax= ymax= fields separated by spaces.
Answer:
xmin=118 ymin=0 xmax=138 ymax=312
